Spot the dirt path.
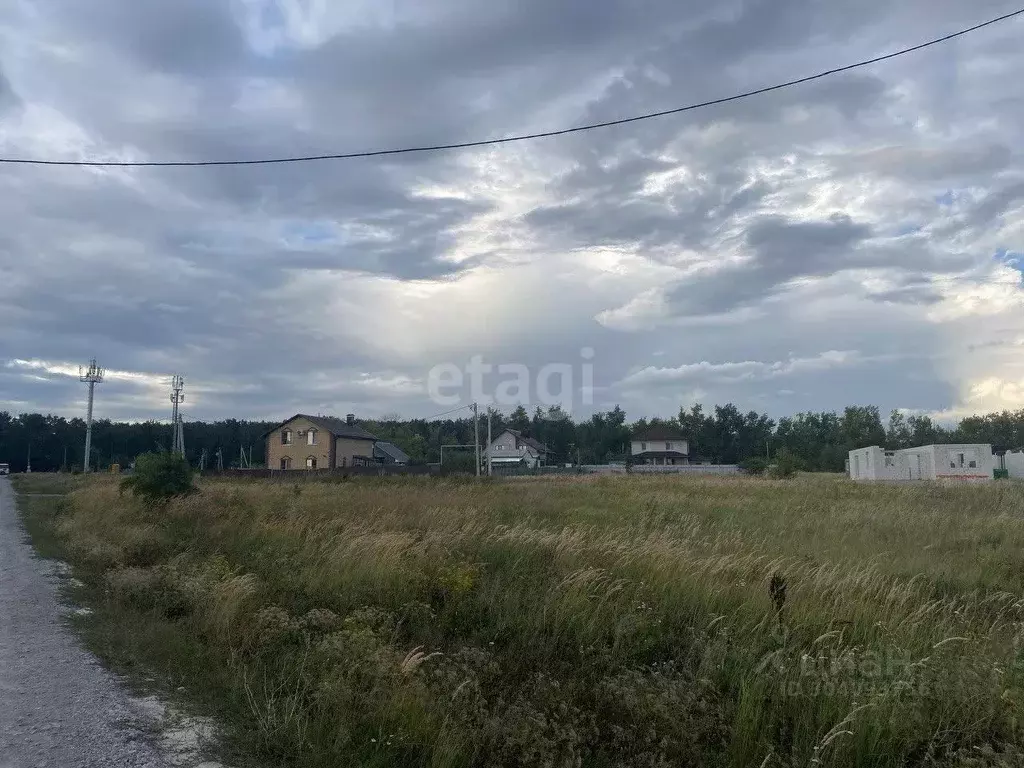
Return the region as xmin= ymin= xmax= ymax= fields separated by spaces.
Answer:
xmin=0 ymin=476 xmax=168 ymax=768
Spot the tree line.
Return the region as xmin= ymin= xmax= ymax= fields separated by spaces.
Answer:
xmin=2 ymin=405 xmax=1023 ymax=474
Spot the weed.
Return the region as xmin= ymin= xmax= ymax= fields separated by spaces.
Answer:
xmin=16 ymin=473 xmax=1024 ymax=768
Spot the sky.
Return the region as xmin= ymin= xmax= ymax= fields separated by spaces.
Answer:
xmin=1 ymin=0 xmax=1023 ymax=425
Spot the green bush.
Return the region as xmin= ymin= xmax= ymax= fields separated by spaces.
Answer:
xmin=739 ymin=456 xmax=769 ymax=476
xmin=768 ymin=449 xmax=801 ymax=478
xmin=120 ymin=452 xmax=196 ymax=504
xmin=439 ymin=452 xmax=478 ymax=476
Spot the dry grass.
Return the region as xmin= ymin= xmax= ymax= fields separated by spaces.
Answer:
xmin=22 ymin=473 xmax=1024 ymax=767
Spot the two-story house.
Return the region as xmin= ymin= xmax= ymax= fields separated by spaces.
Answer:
xmin=265 ymin=414 xmax=378 ymax=470
xmin=631 ymin=425 xmax=690 ymax=466
xmin=486 ymin=428 xmax=551 ymax=469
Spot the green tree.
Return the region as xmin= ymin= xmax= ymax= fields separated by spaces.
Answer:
xmin=507 ymin=405 xmax=531 ymax=433
xmin=841 ymin=406 xmax=887 ymax=451
xmin=887 ymin=410 xmax=913 ymax=450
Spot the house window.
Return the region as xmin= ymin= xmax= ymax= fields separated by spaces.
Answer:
xmin=282 ymin=429 xmax=293 ymax=445
xmin=666 ymin=442 xmax=671 ymax=450
xmin=307 ymin=429 xmax=317 ymax=446
xmin=969 ymin=460 xmax=977 ymax=468
xmin=641 ymin=442 xmax=647 ymax=451
xmin=280 ymin=457 xmax=291 ymax=470
xmin=306 ymin=457 xmax=317 ymax=470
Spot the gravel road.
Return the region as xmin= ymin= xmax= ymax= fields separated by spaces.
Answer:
xmin=0 ymin=476 xmax=169 ymax=768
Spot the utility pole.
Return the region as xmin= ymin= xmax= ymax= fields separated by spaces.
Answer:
xmin=79 ymin=359 xmax=104 ymax=473
xmin=473 ymin=402 xmax=480 ymax=477
xmin=170 ymin=375 xmax=185 ymax=457
xmin=26 ymin=442 xmax=31 ymax=474
xmin=486 ymin=408 xmax=493 ymax=477
xmin=175 ymin=419 xmax=185 ymax=459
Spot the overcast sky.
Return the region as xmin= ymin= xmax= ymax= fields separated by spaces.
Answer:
xmin=1 ymin=0 xmax=1022 ymax=424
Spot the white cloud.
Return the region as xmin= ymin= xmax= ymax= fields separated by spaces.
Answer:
xmin=619 ymin=351 xmax=862 ymax=387
xmin=6 ymin=358 xmax=167 ymax=387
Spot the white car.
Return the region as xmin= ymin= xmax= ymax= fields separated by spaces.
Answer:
xmin=0 ymin=463 xmax=9 ymax=476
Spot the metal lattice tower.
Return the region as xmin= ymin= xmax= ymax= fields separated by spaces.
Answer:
xmin=79 ymin=359 xmax=104 ymax=473
xmin=170 ymin=375 xmax=185 ymax=456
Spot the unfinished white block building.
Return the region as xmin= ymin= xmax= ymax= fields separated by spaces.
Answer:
xmin=849 ymin=444 xmax=995 ymax=482
xmin=998 ymin=450 xmax=1024 ymax=479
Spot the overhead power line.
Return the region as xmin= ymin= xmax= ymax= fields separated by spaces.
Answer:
xmin=3 ymin=8 xmax=1022 ymax=169
xmin=420 ymin=404 xmax=475 ymax=422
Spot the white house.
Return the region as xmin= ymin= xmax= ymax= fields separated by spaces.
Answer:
xmin=485 ymin=429 xmax=550 ymax=469
xmin=631 ymin=426 xmax=690 ymax=466
xmin=849 ymin=444 xmax=995 ymax=482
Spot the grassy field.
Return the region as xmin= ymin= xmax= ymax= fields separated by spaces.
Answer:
xmin=13 ymin=473 xmax=1024 ymax=767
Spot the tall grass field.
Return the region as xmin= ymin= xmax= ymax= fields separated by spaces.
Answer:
xmin=17 ymin=474 xmax=1024 ymax=767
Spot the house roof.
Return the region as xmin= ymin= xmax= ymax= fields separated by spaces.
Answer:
xmin=634 ymin=451 xmax=689 ymax=459
xmin=264 ymin=414 xmax=377 ymax=441
xmin=632 ymin=425 xmax=687 ymax=442
xmin=374 ymin=441 xmax=410 ymax=463
xmin=503 ymin=428 xmax=551 ymax=453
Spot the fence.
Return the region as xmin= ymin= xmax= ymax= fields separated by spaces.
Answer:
xmin=491 ymin=463 xmax=741 ymax=477
xmin=490 ymin=465 xmax=585 ymax=477
xmin=631 ymin=464 xmax=741 ymax=475
xmin=202 ymin=464 xmax=741 ymax=481
xmin=202 ymin=465 xmax=439 ymax=480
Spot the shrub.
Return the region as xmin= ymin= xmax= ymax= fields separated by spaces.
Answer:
xmin=768 ymin=449 xmax=801 ymax=478
xmin=739 ymin=456 xmax=769 ymax=476
xmin=120 ymin=452 xmax=196 ymax=504
xmin=440 ymin=452 xmax=478 ymax=476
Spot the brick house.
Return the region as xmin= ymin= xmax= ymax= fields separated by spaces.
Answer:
xmin=264 ymin=414 xmax=378 ymax=470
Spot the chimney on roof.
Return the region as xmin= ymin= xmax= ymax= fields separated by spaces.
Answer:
xmin=346 ymin=413 xmax=355 ymax=426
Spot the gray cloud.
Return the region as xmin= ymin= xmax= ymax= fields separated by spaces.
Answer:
xmin=0 ymin=66 xmax=16 ymax=112
xmin=44 ymin=0 xmax=249 ymax=76
xmin=665 ymin=214 xmax=874 ymax=315
xmin=867 ymin=284 xmax=946 ymax=306
xmin=1 ymin=0 xmax=1023 ymax=421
